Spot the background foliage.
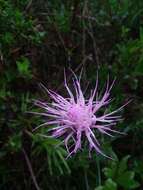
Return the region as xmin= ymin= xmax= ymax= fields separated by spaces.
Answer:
xmin=0 ymin=0 xmax=143 ymax=189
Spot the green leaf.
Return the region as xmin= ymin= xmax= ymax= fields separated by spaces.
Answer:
xmin=104 ymin=179 xmax=117 ymax=190
xmin=16 ymin=57 xmax=32 ymax=77
xmin=95 ymin=179 xmax=117 ymax=190
xmin=57 ymin=149 xmax=71 ymax=174
xmin=135 ymin=59 xmax=143 ymax=75
xmin=2 ymin=32 xmax=14 ymax=44
xmin=117 ymin=171 xmax=140 ymax=189
xmin=103 ymin=168 xmax=114 ymax=178
xmin=118 ymin=155 xmax=130 ymax=175
xmin=103 ymin=161 xmax=117 ymax=178
xmin=95 ymin=186 xmax=103 ymax=190
xmin=8 ymin=133 xmax=22 ymax=152
xmin=48 ymin=153 xmax=53 ymax=175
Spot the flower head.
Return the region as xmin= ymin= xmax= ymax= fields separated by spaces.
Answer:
xmin=33 ymin=71 xmax=129 ymax=158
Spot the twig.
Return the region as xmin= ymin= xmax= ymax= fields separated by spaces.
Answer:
xmin=87 ymin=23 xmax=100 ymax=68
xmin=96 ymin=155 xmax=101 ymax=186
xmin=25 ymin=0 xmax=33 ymax=12
xmin=77 ymin=15 xmax=110 ymax=26
xmin=84 ymin=169 xmax=90 ymax=190
xmin=81 ymin=0 xmax=88 ymax=59
xmin=56 ymin=61 xmax=84 ymax=92
xmin=22 ymin=148 xmax=41 ymax=190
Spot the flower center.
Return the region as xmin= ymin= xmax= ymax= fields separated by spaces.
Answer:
xmin=67 ymin=104 xmax=92 ymax=129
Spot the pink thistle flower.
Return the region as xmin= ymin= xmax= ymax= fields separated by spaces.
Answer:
xmin=32 ymin=71 xmax=129 ymax=158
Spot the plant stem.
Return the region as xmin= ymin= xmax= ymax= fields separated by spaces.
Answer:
xmin=96 ymin=155 xmax=101 ymax=186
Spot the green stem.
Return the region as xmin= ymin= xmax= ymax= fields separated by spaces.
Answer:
xmin=96 ymin=155 xmax=101 ymax=186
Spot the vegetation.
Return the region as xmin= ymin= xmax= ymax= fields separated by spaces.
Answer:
xmin=0 ymin=0 xmax=143 ymax=189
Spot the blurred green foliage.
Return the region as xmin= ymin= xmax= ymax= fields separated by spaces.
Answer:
xmin=98 ymin=155 xmax=140 ymax=189
xmin=0 ymin=0 xmax=143 ymax=189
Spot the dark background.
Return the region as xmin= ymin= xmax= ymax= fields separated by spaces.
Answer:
xmin=0 ymin=0 xmax=143 ymax=189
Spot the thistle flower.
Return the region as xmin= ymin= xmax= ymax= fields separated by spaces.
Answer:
xmin=32 ymin=71 xmax=129 ymax=158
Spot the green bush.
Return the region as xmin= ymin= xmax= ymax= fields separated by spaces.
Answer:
xmin=0 ymin=0 xmax=143 ymax=189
